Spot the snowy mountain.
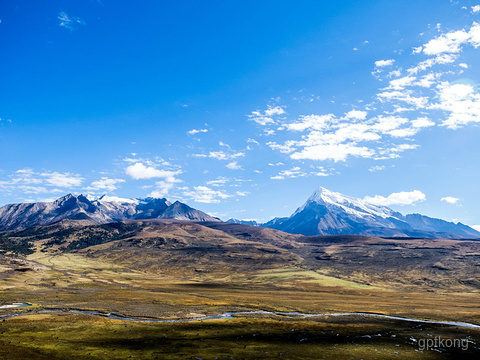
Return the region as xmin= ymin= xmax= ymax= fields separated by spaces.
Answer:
xmin=263 ymin=187 xmax=480 ymax=239
xmin=0 ymin=194 xmax=219 ymax=231
xmin=226 ymin=218 xmax=259 ymax=226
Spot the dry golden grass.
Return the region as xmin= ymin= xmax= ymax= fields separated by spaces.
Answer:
xmin=1 ymin=221 xmax=480 ymax=358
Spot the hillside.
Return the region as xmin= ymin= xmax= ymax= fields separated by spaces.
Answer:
xmin=2 ymin=219 xmax=480 ymax=291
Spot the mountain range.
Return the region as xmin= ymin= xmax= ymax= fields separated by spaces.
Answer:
xmin=263 ymin=187 xmax=480 ymax=239
xmin=0 ymin=187 xmax=478 ymax=239
xmin=0 ymin=194 xmax=219 ymax=231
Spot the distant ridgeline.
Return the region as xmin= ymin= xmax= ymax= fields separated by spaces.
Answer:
xmin=0 ymin=189 xmax=479 ymax=239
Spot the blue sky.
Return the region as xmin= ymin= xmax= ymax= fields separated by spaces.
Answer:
xmin=1 ymin=0 xmax=480 ymax=228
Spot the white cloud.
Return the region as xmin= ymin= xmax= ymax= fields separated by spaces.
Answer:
xmin=387 ymin=127 xmax=420 ymax=138
xmin=369 ymin=165 xmax=386 ymax=172
xmin=253 ymin=20 xmax=480 ymax=168
xmin=415 ymin=54 xmax=458 ymax=75
xmin=473 ymin=5 xmax=480 ymax=14
xmin=375 ymin=59 xmax=395 ymax=67
xmin=271 ymin=167 xmax=306 ymax=180
xmin=411 ymin=117 xmax=435 ymax=128
xmin=441 ymin=196 xmax=460 ymax=204
xmin=248 ymin=106 xmax=286 ymax=125
xmin=199 ymin=151 xmax=245 ymax=160
xmin=247 ymin=138 xmax=260 ymax=145
xmin=226 ymin=161 xmax=243 ymax=170
xmin=375 ymin=144 xmax=419 ymax=160
xmin=86 ymin=177 xmax=125 ymax=192
xmin=182 ymin=186 xmax=231 ymax=203
xmin=377 ymin=89 xmax=428 ymax=108
xmin=206 ymin=177 xmax=229 ymax=187
xmin=312 ymin=166 xmax=334 ymax=177
xmin=148 ymin=181 xmax=177 ymax=198
xmin=18 ymin=186 xmax=50 ymax=194
xmin=266 ymin=141 xmax=296 ymax=154
xmin=415 ymin=73 xmax=439 ymax=88
xmin=371 ymin=115 xmax=409 ymax=132
xmin=264 ymin=106 xmax=286 ymax=116
xmin=420 ymin=22 xmax=480 ymax=56
xmin=40 ymin=172 xmax=84 ymax=187
xmin=430 ymin=82 xmax=480 ymax=129
xmin=344 ymin=110 xmax=367 ymax=120
xmin=422 ymin=29 xmax=471 ymax=55
xmin=412 ymin=46 xmax=423 ymax=55
xmin=125 ymin=162 xmax=181 ymax=181
xmin=267 ymin=111 xmax=426 ymax=162
xmin=0 ymin=169 xmax=84 ymax=197
xmin=58 ymin=11 xmax=85 ymax=30
xmin=385 ymin=76 xmax=416 ymax=90
xmin=188 ymin=128 xmax=208 ymax=135
xmin=290 ymin=143 xmax=375 ymax=162
xmin=387 ymin=69 xmax=402 ymax=78
xmin=286 ymin=114 xmax=334 ymax=131
xmin=364 ymin=190 xmax=426 ymax=206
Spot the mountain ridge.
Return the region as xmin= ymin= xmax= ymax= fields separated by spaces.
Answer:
xmin=0 ymin=194 xmax=219 ymax=231
xmin=1 ymin=188 xmax=479 ymax=239
xmin=262 ymin=187 xmax=480 ymax=239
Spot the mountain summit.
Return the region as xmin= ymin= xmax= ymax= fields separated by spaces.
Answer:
xmin=0 ymin=194 xmax=219 ymax=231
xmin=263 ymin=187 xmax=480 ymax=239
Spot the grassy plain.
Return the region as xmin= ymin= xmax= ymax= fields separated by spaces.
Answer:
xmin=1 ymin=221 xmax=480 ymax=358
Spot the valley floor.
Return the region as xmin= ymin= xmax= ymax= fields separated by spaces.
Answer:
xmin=1 ymin=251 xmax=480 ymax=359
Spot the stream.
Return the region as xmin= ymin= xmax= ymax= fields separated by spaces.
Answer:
xmin=1 ymin=303 xmax=480 ymax=329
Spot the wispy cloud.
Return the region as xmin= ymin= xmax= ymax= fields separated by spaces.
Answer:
xmin=369 ymin=165 xmax=386 ymax=172
xmin=271 ymin=167 xmax=306 ymax=180
xmin=58 ymin=11 xmax=85 ymax=31
xmin=85 ymin=177 xmax=125 ymax=192
xmin=0 ymin=169 xmax=84 ymax=196
xmin=182 ymin=186 xmax=231 ymax=203
xmin=192 ymin=150 xmax=245 ymax=161
xmin=206 ymin=177 xmax=230 ymax=187
xmin=247 ymin=106 xmax=286 ymax=126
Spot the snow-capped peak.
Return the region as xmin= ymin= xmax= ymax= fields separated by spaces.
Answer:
xmin=297 ymin=186 xmax=396 ymax=219
xmin=264 ymin=186 xmax=480 ymax=238
xmin=96 ymin=195 xmax=140 ymax=205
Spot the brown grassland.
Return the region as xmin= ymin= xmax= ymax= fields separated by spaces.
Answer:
xmin=0 ymin=220 xmax=479 ymax=359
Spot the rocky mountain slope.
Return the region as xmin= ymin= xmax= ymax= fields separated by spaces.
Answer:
xmin=0 ymin=194 xmax=219 ymax=231
xmin=263 ymin=187 xmax=480 ymax=239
